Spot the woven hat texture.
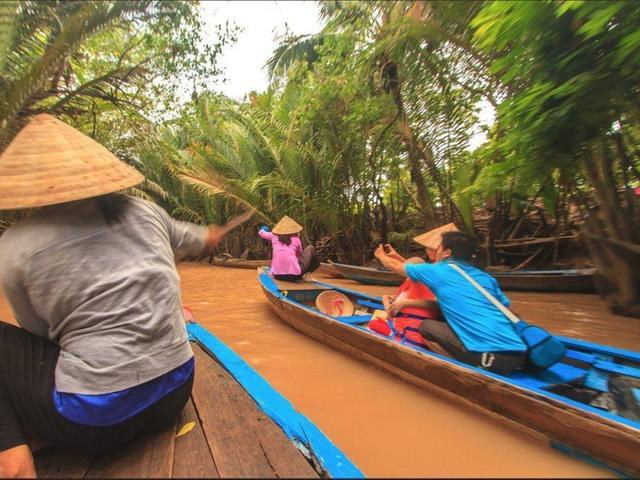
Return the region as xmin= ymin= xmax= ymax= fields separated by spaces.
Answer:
xmin=0 ymin=114 xmax=144 ymax=210
xmin=272 ymin=215 xmax=303 ymax=235
xmin=413 ymin=223 xmax=460 ymax=249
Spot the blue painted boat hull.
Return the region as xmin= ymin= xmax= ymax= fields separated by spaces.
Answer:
xmin=187 ymin=321 xmax=363 ymax=478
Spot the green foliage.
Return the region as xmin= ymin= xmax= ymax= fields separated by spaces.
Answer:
xmin=473 ymin=0 xmax=640 ymax=172
xmin=5 ymin=0 xmax=637 ymax=307
xmin=471 ymin=0 xmax=640 ymax=310
xmin=0 ymin=0 xmax=234 ymax=148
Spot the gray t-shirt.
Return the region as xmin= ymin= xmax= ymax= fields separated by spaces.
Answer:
xmin=0 ymin=196 xmax=207 ymax=394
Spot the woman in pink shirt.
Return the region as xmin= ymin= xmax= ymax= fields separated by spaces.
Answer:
xmin=259 ymin=216 xmax=319 ymax=281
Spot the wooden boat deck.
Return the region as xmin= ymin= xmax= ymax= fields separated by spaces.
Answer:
xmin=273 ymin=278 xmax=331 ymax=291
xmin=34 ymin=344 xmax=319 ymax=479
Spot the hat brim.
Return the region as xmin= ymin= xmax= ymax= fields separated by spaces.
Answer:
xmin=272 ymin=226 xmax=303 ymax=235
xmin=0 ymin=114 xmax=144 ymax=210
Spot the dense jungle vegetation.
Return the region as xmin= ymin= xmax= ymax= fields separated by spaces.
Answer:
xmin=1 ymin=1 xmax=639 ymax=316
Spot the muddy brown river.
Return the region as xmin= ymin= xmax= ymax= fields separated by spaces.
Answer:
xmin=2 ymin=262 xmax=638 ymax=477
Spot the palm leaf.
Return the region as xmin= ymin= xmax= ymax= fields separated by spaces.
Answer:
xmin=0 ymin=1 xmax=19 ymax=77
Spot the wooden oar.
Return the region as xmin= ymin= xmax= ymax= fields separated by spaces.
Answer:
xmin=219 ymin=209 xmax=255 ymax=235
xmin=206 ymin=209 xmax=255 ymax=247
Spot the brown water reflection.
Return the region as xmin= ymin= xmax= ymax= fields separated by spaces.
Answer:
xmin=1 ymin=263 xmax=637 ymax=477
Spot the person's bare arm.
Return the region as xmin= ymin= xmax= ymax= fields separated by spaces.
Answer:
xmin=388 ymin=298 xmax=438 ymax=317
xmin=374 ymin=244 xmax=407 ymax=276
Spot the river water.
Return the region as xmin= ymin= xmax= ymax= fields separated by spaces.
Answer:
xmin=1 ymin=262 xmax=638 ymax=477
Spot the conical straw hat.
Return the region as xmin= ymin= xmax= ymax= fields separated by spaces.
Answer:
xmin=272 ymin=215 xmax=303 ymax=235
xmin=0 ymin=114 xmax=144 ymax=210
xmin=413 ymin=223 xmax=459 ymax=249
xmin=315 ymin=290 xmax=354 ymax=317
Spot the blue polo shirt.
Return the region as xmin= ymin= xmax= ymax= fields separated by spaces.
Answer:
xmin=405 ymin=260 xmax=526 ymax=353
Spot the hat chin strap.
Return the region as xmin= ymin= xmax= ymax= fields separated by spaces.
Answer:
xmin=331 ymin=298 xmax=344 ymax=316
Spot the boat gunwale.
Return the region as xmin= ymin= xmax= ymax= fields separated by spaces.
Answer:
xmin=187 ymin=321 xmax=364 ymax=478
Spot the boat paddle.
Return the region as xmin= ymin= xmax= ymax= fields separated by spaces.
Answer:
xmin=206 ymin=209 xmax=255 ymax=246
xmin=220 ymin=209 xmax=255 ymax=235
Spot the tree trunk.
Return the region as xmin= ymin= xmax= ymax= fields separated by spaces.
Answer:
xmin=408 ymin=148 xmax=438 ymax=227
xmin=578 ymin=144 xmax=640 ymax=317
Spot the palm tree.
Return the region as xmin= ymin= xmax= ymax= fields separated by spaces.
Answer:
xmin=265 ymin=1 xmax=492 ymax=230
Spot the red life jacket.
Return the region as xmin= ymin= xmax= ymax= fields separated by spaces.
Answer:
xmin=369 ymin=280 xmax=439 ymax=347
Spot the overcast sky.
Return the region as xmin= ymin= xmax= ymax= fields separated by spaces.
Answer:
xmin=201 ymin=1 xmax=323 ymax=100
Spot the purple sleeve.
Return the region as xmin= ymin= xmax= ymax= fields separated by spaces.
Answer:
xmin=294 ymin=237 xmax=303 ymax=256
xmin=258 ymin=230 xmax=274 ymax=241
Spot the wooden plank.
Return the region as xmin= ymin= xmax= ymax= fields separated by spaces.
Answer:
xmin=86 ymin=418 xmax=177 ymax=478
xmin=190 ymin=345 xmax=317 ymax=477
xmin=172 ymin=399 xmax=219 ymax=478
xmin=35 ymin=449 xmax=94 ymax=479
xmin=273 ymin=278 xmax=331 ymax=291
xmin=191 ymin=346 xmax=276 ymax=478
xmin=252 ymin=414 xmax=319 ymax=478
xmin=485 ymin=382 xmax=640 ymax=475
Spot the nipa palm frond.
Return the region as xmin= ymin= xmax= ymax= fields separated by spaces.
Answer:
xmin=178 ymin=172 xmax=271 ymax=222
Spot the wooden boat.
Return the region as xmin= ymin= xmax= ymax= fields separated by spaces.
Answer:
xmin=34 ymin=317 xmax=362 ymax=479
xmin=259 ymin=268 xmax=640 ymax=476
xmin=329 ymin=261 xmax=404 ymax=286
xmin=212 ymin=257 xmax=271 ymax=269
xmin=489 ymin=268 xmax=596 ymax=293
xmin=317 ymin=262 xmax=345 ymax=278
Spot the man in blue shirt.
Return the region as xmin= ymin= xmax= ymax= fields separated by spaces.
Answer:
xmin=375 ymin=231 xmax=527 ymax=375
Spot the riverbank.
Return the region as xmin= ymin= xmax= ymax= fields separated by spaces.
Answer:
xmin=1 ymin=263 xmax=636 ymax=476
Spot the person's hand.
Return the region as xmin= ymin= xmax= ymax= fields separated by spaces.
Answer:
xmin=384 ymin=244 xmax=398 ymax=256
xmin=388 ymin=298 xmax=406 ymax=317
xmin=374 ymin=244 xmax=386 ymax=261
xmin=205 ymin=225 xmax=226 ymax=248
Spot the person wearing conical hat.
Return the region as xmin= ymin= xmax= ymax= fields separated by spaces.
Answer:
xmin=412 ymin=222 xmax=459 ymax=262
xmin=374 ymin=227 xmax=527 ymax=375
xmin=0 ymin=115 xmax=249 ymax=477
xmin=365 ymin=224 xmax=459 ymax=348
xmin=258 ymin=215 xmax=319 ymax=281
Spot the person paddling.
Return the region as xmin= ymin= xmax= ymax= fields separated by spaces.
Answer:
xmin=258 ymin=216 xmax=319 ymax=281
xmin=0 ymin=115 xmax=247 ymax=478
xmin=375 ymin=229 xmax=527 ymax=375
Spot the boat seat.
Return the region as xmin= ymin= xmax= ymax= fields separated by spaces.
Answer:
xmin=336 ymin=314 xmax=372 ymax=325
xmin=510 ymin=362 xmax=586 ymax=390
xmin=565 ymin=349 xmax=640 ymax=391
xmin=356 ymin=299 xmax=385 ymax=310
xmin=593 ymin=360 xmax=640 ymax=379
